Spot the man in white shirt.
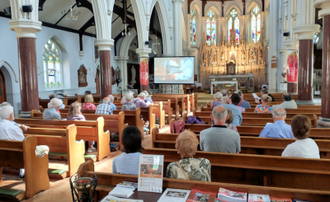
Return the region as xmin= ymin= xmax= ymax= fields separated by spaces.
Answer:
xmin=0 ymin=105 xmax=50 ymax=178
xmin=273 ymin=93 xmax=297 ymax=109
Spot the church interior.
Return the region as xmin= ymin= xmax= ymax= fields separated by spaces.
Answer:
xmin=1 ymin=0 xmax=330 ymax=201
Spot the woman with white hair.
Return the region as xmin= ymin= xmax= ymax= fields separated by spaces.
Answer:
xmin=142 ymin=90 xmax=153 ymax=104
xmin=122 ymin=92 xmax=137 ymax=110
xmin=211 ymin=92 xmax=223 ymax=108
xmin=43 ymin=98 xmax=62 ymax=120
xmin=121 ymin=91 xmax=133 ymax=104
xmin=131 ymin=92 xmax=151 ymax=108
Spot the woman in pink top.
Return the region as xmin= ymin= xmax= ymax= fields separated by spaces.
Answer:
xmin=82 ymin=94 xmax=97 ymax=110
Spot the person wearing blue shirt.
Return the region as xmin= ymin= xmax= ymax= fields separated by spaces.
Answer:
xmin=221 ymin=93 xmax=242 ymax=126
xmin=259 ymin=108 xmax=294 ymax=139
xmin=107 ymin=95 xmax=117 ymax=110
xmin=235 ymin=90 xmax=251 ymax=109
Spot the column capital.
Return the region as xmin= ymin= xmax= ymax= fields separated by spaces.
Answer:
xmin=9 ymin=20 xmax=41 ymax=38
xmin=136 ymin=48 xmax=152 ymax=58
xmin=114 ymin=56 xmax=129 ymax=61
xmin=172 ymin=0 xmax=184 ymax=3
xmin=95 ymin=39 xmax=114 ymax=51
xmin=314 ymin=0 xmax=330 ymax=17
xmin=283 ymin=39 xmax=298 ymax=50
xmin=293 ymin=24 xmax=321 ymax=40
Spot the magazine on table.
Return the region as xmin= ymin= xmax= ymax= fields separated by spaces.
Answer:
xmin=100 ymin=195 xmax=143 ymax=202
xmin=108 ymin=187 xmax=134 ymax=198
xmin=138 ymin=154 xmax=164 ymax=193
xmin=117 ymin=181 xmax=138 ymax=190
xmin=217 ymin=187 xmax=247 ymax=202
xmin=186 ymin=188 xmax=217 ymax=202
xmin=248 ymin=193 xmax=270 ymax=202
xmin=157 ymin=188 xmax=191 ymax=202
xmin=270 ymin=197 xmax=292 ymax=202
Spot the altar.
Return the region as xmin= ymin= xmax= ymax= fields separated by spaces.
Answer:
xmin=209 ymin=73 xmax=254 ymax=93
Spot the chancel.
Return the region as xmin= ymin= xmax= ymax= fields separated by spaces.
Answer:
xmin=1 ymin=0 xmax=330 ymax=201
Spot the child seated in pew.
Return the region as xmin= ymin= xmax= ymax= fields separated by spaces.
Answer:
xmin=166 ymin=130 xmax=211 ymax=182
xmin=225 ymin=109 xmax=238 ymax=132
xmin=0 ymin=105 xmax=49 ymax=178
xmin=82 ymin=94 xmax=97 ymax=110
xmin=282 ymin=115 xmax=320 ymax=159
xmin=113 ymin=126 xmax=143 ymax=175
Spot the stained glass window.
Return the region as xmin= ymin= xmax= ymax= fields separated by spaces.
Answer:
xmin=206 ymin=10 xmax=216 ymax=46
xmin=228 ymin=8 xmax=239 ymax=44
xmin=251 ymin=6 xmax=261 ymax=43
xmin=43 ymin=39 xmax=62 ymax=88
xmin=190 ymin=10 xmax=197 ymax=46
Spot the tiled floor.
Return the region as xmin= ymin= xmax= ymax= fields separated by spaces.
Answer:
xmin=0 ymin=126 xmax=170 ymax=202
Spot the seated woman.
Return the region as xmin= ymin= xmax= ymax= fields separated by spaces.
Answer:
xmin=43 ymin=98 xmax=62 ymax=120
xmin=67 ymin=102 xmax=86 ymax=121
xmin=121 ymin=92 xmax=136 ymax=110
xmin=254 ymin=94 xmax=272 ymax=113
xmin=211 ymin=92 xmax=222 ymax=109
xmin=166 ymin=130 xmax=211 ymax=181
xmin=282 ymin=115 xmax=320 ymax=159
xmin=82 ymin=94 xmax=97 ymax=110
xmin=225 ymin=108 xmax=238 ymax=132
xmin=113 ymin=126 xmax=143 ymax=175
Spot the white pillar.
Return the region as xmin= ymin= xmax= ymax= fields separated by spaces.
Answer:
xmin=267 ymin=0 xmax=278 ymax=92
xmin=172 ymin=0 xmax=184 ymax=56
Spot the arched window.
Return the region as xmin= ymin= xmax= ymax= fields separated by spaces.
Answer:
xmin=206 ymin=10 xmax=216 ymax=46
xmin=43 ymin=39 xmax=63 ymax=88
xmin=251 ymin=6 xmax=261 ymax=43
xmin=228 ymin=8 xmax=239 ymax=44
xmin=190 ymin=10 xmax=197 ymax=46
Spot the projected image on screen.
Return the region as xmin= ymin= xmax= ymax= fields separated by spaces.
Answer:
xmin=154 ymin=57 xmax=194 ymax=84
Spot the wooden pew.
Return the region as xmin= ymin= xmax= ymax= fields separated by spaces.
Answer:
xmin=143 ymin=148 xmax=330 ymax=192
xmin=152 ymin=102 xmax=166 ymax=128
xmin=200 ymin=105 xmax=321 ymax=112
xmin=79 ymin=160 xmax=330 ymax=201
xmin=24 ymin=125 xmax=85 ymax=176
xmin=153 ymin=97 xmax=180 ymax=119
xmin=15 ymin=117 xmax=111 ymax=161
xmin=0 ymin=136 xmax=50 ymax=199
xmin=193 ymin=110 xmax=319 ymax=119
xmin=151 ymin=128 xmax=330 ymax=158
xmin=154 ymin=100 xmax=173 ymax=125
xmin=140 ymin=106 xmax=156 ymax=133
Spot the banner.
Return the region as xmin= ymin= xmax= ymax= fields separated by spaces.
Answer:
xmin=140 ymin=58 xmax=149 ymax=85
xmin=287 ymin=51 xmax=298 ymax=83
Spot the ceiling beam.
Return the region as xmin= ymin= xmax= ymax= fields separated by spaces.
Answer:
xmin=76 ymin=0 xmax=93 ymax=13
xmin=113 ymin=5 xmax=136 ymax=28
xmin=39 ymin=0 xmax=47 ymax=11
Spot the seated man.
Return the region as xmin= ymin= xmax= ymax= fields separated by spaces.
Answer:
xmin=47 ymin=94 xmax=65 ymax=109
xmin=200 ymin=106 xmax=240 ymax=153
xmin=0 ymin=102 xmax=29 ymax=130
xmin=43 ymin=98 xmax=62 ymax=120
xmin=255 ymin=89 xmax=275 ymax=104
xmin=220 ymin=89 xmax=228 ymax=98
xmin=95 ymin=97 xmax=113 ymax=115
xmin=259 ymin=108 xmax=294 ymax=138
xmin=235 ymin=90 xmax=251 ymax=109
xmin=273 ymin=93 xmax=297 ymax=109
xmin=107 ymin=95 xmax=117 ymax=110
xmin=131 ymin=92 xmax=152 ymax=108
xmin=0 ymin=105 xmax=49 ymax=178
xmin=221 ymin=93 xmax=243 ymax=126
xmin=142 ymin=90 xmax=153 ymax=104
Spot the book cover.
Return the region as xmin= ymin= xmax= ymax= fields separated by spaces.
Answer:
xmin=186 ymin=188 xmax=217 ymax=202
xmin=101 ymin=195 xmax=143 ymax=202
xmin=138 ymin=154 xmax=164 ymax=193
xmin=248 ymin=193 xmax=270 ymax=202
xmin=157 ymin=188 xmax=191 ymax=202
xmin=217 ymin=187 xmax=247 ymax=202
xmin=270 ymin=197 xmax=292 ymax=202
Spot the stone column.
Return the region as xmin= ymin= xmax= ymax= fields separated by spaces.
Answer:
xmin=95 ymin=39 xmax=114 ymax=98
xmin=172 ymin=0 xmax=184 ymax=56
xmin=136 ymin=48 xmax=151 ymax=92
xmin=294 ymin=0 xmax=320 ymax=105
xmin=115 ymin=56 xmax=129 ymax=94
xmin=268 ymin=0 xmax=278 ymax=92
xmin=9 ymin=10 xmax=41 ymax=116
xmin=315 ymin=0 xmax=330 ymax=126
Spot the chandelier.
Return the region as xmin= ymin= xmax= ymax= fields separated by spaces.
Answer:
xmin=122 ymin=24 xmax=131 ymax=36
xmin=61 ymin=5 xmax=80 ymax=21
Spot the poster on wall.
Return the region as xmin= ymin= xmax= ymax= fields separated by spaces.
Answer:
xmin=287 ymin=51 xmax=298 ymax=83
xmin=140 ymin=58 xmax=149 ymax=85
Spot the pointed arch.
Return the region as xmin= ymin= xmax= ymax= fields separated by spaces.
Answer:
xmin=247 ymin=1 xmax=262 ymax=13
xmin=225 ymin=5 xmax=242 ymax=16
xmin=119 ymin=29 xmax=137 ymax=57
xmin=131 ymin=0 xmax=148 ymax=49
xmin=205 ymin=5 xmax=220 ymax=18
xmin=153 ymin=0 xmax=171 ymax=55
xmin=190 ymin=2 xmax=202 ymax=18
xmin=0 ymin=60 xmax=18 ymax=83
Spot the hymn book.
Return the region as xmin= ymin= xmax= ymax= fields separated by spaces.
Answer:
xmin=138 ymin=154 xmax=164 ymax=193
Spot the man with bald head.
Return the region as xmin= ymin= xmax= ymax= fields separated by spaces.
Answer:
xmin=200 ymin=106 xmax=241 ymax=153
xmin=259 ymin=108 xmax=294 ymax=138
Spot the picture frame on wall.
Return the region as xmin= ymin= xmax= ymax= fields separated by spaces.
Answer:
xmin=78 ymin=64 xmax=88 ymax=87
